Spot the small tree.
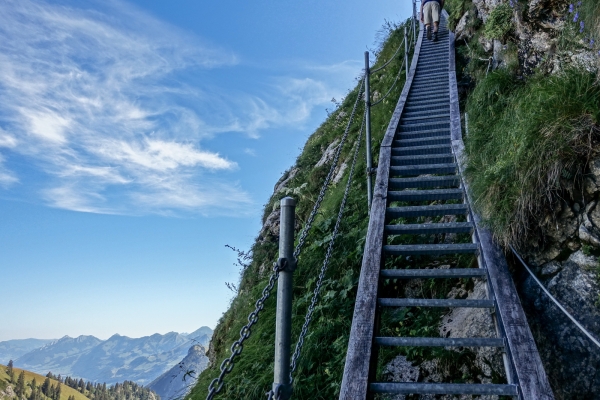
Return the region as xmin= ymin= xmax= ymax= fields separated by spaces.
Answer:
xmin=29 ymin=378 xmax=38 ymax=400
xmin=7 ymin=360 xmax=14 ymax=382
xmin=54 ymin=383 xmax=62 ymax=400
xmin=15 ymin=370 xmax=26 ymax=399
xmin=41 ymin=377 xmax=51 ymax=396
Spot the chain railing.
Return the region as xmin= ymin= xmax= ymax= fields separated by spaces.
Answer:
xmin=207 ymin=80 xmax=365 ymax=400
xmin=289 ymin=111 xmax=366 ymax=381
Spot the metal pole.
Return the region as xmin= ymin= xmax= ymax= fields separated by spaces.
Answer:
xmin=364 ymin=52 xmax=373 ymax=209
xmin=404 ymin=27 xmax=409 ymax=80
xmin=413 ymin=0 xmax=417 ymax=43
xmin=272 ymin=197 xmax=296 ymax=400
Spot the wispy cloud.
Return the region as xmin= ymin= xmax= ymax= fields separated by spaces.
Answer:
xmin=0 ymin=0 xmax=246 ymax=214
xmin=0 ymin=0 xmax=361 ymax=215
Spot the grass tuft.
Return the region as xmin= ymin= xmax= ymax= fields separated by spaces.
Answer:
xmin=465 ymin=68 xmax=600 ymax=247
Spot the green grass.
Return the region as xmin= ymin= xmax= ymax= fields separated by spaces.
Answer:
xmin=464 ymin=68 xmax=600 ymax=247
xmin=0 ymin=365 xmax=90 ymax=400
xmin=189 ymin=19 xmax=416 ymax=400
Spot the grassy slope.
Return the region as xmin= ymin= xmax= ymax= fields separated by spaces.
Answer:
xmin=188 ymin=20 xmax=415 ymax=400
xmin=0 ymin=365 xmax=90 ymax=400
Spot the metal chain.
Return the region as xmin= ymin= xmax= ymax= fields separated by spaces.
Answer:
xmin=289 ymin=109 xmax=366 ymax=381
xmin=370 ymin=36 xmax=405 ymax=74
xmin=292 ymin=78 xmax=365 ymax=261
xmin=207 ymin=264 xmax=282 ymax=400
xmin=371 ymin=56 xmax=406 ymax=107
xmin=370 ymin=20 xmax=414 ymax=75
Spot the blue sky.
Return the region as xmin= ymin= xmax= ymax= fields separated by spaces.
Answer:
xmin=0 ymin=0 xmax=413 ymax=341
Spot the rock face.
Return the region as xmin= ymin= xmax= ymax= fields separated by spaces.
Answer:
xmin=458 ymin=0 xmax=598 ymax=75
xmin=518 ymin=251 xmax=600 ymax=399
xmin=513 ymin=158 xmax=600 ymax=399
xmin=148 ymin=345 xmax=209 ymax=400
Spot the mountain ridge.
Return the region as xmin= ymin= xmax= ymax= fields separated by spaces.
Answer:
xmin=1 ymin=327 xmax=212 ymax=387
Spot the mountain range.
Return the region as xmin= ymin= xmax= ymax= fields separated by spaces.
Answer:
xmin=0 ymin=327 xmax=212 ymax=387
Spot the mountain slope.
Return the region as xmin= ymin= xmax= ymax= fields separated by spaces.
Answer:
xmin=148 ymin=345 xmax=208 ymax=400
xmin=0 ymin=364 xmax=90 ymax=400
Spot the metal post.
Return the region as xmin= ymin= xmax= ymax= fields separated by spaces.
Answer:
xmin=272 ymin=197 xmax=296 ymax=400
xmin=364 ymin=52 xmax=373 ymax=209
xmin=404 ymin=27 xmax=409 ymax=80
xmin=412 ymin=0 xmax=417 ymax=44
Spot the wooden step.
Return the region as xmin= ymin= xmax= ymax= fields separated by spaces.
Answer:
xmin=380 ymin=268 xmax=485 ymax=279
xmin=391 ymin=144 xmax=452 ymax=156
xmin=387 ymin=204 xmax=467 ymax=219
xmin=375 ymin=337 xmax=504 ymax=347
xmin=378 ymin=298 xmax=494 ymax=308
xmin=388 ymin=176 xmax=459 ymax=189
xmin=383 ymin=243 xmax=478 ymax=256
xmin=385 ymin=222 xmax=473 ymax=235
xmin=370 ymin=383 xmax=518 ymax=396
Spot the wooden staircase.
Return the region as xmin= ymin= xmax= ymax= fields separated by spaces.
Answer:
xmin=339 ymin=14 xmax=555 ymax=400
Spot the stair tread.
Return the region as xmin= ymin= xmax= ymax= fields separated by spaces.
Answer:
xmin=375 ymin=337 xmax=504 ymax=347
xmin=370 ymin=383 xmax=518 ymax=396
xmin=385 ymin=221 xmax=473 ymax=234
xmin=383 ymin=243 xmax=478 ymax=255
xmin=380 ymin=267 xmax=485 ymax=279
xmin=390 ymin=162 xmax=456 ymax=170
xmin=378 ymin=298 xmax=493 ymax=308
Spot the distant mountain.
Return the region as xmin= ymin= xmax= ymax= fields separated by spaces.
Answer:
xmin=12 ymin=328 xmax=213 ymax=386
xmin=0 ymin=339 xmax=55 ymax=364
xmin=147 ymin=345 xmax=209 ymax=400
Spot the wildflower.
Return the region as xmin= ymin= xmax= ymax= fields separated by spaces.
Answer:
xmin=569 ymin=4 xmax=574 ymax=13
xmin=591 ymin=39 xmax=595 ymax=48
xmin=580 ymin=21 xmax=585 ymax=32
xmin=574 ymin=12 xmax=579 ymax=22
xmin=577 ymin=1 xmax=582 ymax=6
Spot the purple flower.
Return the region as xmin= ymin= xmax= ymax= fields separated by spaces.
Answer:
xmin=580 ymin=21 xmax=585 ymax=32
xmin=569 ymin=4 xmax=574 ymax=13
xmin=577 ymin=1 xmax=582 ymax=6
xmin=591 ymin=39 xmax=595 ymax=48
xmin=574 ymin=12 xmax=579 ymax=22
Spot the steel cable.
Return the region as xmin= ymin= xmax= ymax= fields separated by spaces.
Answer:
xmin=510 ymin=246 xmax=600 ymax=349
xmin=370 ymin=36 xmax=405 ymax=74
xmin=371 ymin=56 xmax=406 ymax=107
xmin=289 ymin=110 xmax=366 ymax=382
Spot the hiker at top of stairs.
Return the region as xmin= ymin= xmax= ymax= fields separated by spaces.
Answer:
xmin=420 ymin=0 xmax=445 ymax=42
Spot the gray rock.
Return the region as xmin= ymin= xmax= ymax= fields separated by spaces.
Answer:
xmin=541 ymin=261 xmax=561 ymax=276
xmin=315 ymin=139 xmax=340 ymax=168
xmin=332 ymin=161 xmax=348 ymax=184
xmin=578 ymin=224 xmax=600 ymax=247
xmin=381 ymin=355 xmax=419 ymax=400
xmin=455 ymin=12 xmax=472 ymax=42
xmin=273 ymin=168 xmax=298 ymax=194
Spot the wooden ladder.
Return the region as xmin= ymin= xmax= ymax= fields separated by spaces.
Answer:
xmin=339 ymin=14 xmax=554 ymax=400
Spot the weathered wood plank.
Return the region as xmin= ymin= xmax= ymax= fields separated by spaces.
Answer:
xmin=338 ymin=22 xmax=424 ymax=400
xmin=446 ymin=16 xmax=555 ymax=400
